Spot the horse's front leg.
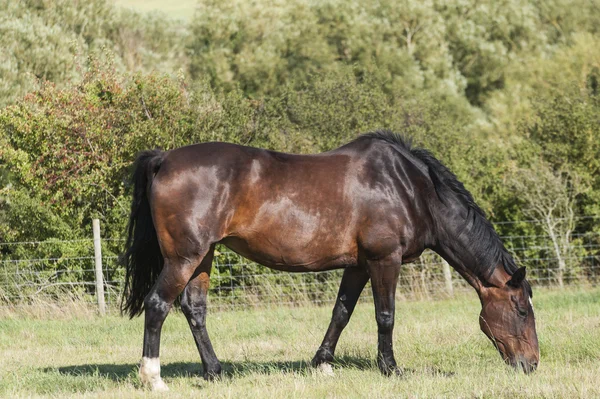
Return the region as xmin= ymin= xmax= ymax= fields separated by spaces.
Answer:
xmin=180 ymin=245 xmax=222 ymax=380
xmin=367 ymin=252 xmax=402 ymax=376
xmin=312 ymin=266 xmax=370 ymax=371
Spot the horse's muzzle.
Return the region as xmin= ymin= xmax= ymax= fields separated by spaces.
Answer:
xmin=510 ymin=355 xmax=538 ymax=374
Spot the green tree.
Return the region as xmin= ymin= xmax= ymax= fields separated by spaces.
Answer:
xmin=0 ymin=0 xmax=187 ymax=107
xmin=509 ymin=162 xmax=589 ymax=286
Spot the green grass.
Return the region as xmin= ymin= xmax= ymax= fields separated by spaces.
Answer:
xmin=0 ymin=288 xmax=599 ymax=398
xmin=114 ymin=0 xmax=198 ymax=21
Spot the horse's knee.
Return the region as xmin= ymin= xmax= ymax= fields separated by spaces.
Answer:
xmin=376 ymin=310 xmax=394 ymax=333
xmin=331 ymin=301 xmax=350 ymax=328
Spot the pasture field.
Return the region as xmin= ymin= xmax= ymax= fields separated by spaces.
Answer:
xmin=0 ymin=288 xmax=598 ymax=398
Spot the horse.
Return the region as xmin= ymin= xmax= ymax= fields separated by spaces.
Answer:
xmin=122 ymin=131 xmax=539 ymax=391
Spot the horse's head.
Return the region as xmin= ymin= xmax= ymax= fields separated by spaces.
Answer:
xmin=478 ymin=267 xmax=539 ymax=373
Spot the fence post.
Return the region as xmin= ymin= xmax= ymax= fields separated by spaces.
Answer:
xmin=93 ymin=219 xmax=106 ymax=315
xmin=442 ymin=259 xmax=453 ymax=297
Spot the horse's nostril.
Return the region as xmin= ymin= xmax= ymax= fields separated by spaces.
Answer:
xmin=523 ymin=360 xmax=538 ymax=374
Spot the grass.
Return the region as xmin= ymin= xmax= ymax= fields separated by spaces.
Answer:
xmin=114 ymin=0 xmax=198 ymax=21
xmin=0 ymin=288 xmax=598 ymax=398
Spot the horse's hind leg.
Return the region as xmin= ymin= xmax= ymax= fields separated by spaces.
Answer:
xmin=180 ymin=244 xmax=222 ymax=380
xmin=367 ymin=252 xmax=402 ymax=376
xmin=312 ymin=267 xmax=370 ymax=371
xmin=139 ymin=250 xmax=209 ymax=391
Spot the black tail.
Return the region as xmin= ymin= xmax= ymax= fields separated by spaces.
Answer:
xmin=121 ymin=150 xmax=166 ymax=318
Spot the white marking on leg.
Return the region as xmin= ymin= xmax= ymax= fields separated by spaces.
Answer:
xmin=139 ymin=357 xmax=169 ymax=391
xmin=317 ymin=362 xmax=335 ymax=376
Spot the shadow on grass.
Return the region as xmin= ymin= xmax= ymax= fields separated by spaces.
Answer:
xmin=47 ymin=356 xmax=453 ymax=383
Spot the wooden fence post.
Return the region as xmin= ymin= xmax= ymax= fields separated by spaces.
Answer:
xmin=442 ymin=259 xmax=453 ymax=297
xmin=93 ymin=219 xmax=106 ymax=315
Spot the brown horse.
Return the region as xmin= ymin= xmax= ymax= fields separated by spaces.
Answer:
xmin=122 ymin=131 xmax=539 ymax=391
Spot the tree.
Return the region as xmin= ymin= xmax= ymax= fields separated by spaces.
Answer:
xmin=509 ymin=162 xmax=589 ymax=287
xmin=0 ymin=0 xmax=187 ymax=107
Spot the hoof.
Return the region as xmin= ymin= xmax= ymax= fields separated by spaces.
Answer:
xmin=139 ymin=357 xmax=169 ymax=391
xmin=311 ymin=348 xmax=334 ymax=368
xmin=378 ymin=360 xmax=402 ymax=377
xmin=150 ymin=378 xmax=169 ymax=392
xmin=317 ymin=362 xmax=335 ymax=377
xmin=203 ymin=368 xmax=222 ymax=381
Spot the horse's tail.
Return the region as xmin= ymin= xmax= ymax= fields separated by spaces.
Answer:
xmin=121 ymin=150 xmax=166 ymax=318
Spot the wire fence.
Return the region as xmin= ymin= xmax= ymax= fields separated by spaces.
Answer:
xmin=0 ymin=220 xmax=599 ymax=311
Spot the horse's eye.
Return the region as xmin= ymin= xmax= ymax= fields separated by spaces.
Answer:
xmin=511 ymin=295 xmax=528 ymax=317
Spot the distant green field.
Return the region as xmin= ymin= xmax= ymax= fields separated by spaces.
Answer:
xmin=114 ymin=0 xmax=197 ymax=20
xmin=0 ymin=288 xmax=599 ymax=398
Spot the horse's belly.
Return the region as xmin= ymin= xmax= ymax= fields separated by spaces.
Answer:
xmin=220 ymin=232 xmax=358 ymax=272
xmin=222 ymin=195 xmax=360 ymax=271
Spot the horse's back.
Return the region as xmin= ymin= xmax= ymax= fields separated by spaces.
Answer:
xmin=149 ymin=139 xmax=433 ymax=269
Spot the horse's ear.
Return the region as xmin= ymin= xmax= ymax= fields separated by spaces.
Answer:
xmin=507 ymin=267 xmax=526 ymax=288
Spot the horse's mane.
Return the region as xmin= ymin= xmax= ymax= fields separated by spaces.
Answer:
xmin=360 ymin=131 xmax=530 ymax=295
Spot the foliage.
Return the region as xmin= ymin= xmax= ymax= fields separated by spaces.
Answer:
xmin=509 ymin=162 xmax=590 ymax=285
xmin=0 ymin=0 xmax=187 ymax=107
xmin=0 ymin=56 xmax=478 ymax=294
xmin=522 ymin=85 xmax=600 ymax=216
xmin=1 ymin=0 xmax=600 ymax=297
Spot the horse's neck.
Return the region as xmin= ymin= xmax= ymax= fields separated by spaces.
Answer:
xmin=433 ymin=226 xmax=510 ymax=291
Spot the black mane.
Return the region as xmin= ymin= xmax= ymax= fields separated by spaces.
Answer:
xmin=361 ymin=131 xmax=529 ymax=294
